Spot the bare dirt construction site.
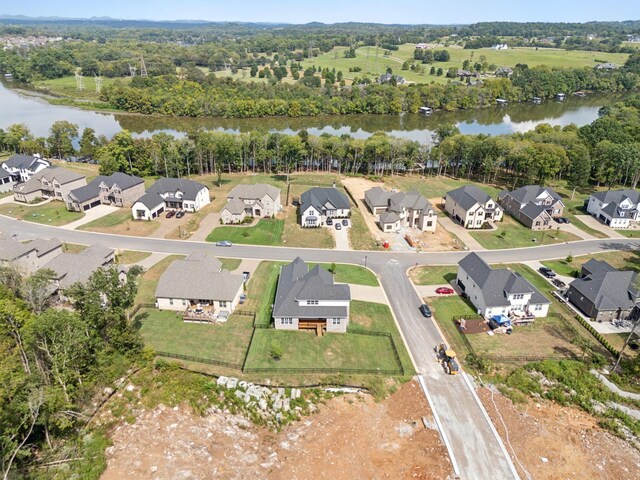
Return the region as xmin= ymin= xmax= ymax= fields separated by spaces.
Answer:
xmin=101 ymin=380 xmax=452 ymax=480
xmin=341 ymin=176 xmax=461 ymax=251
xmin=479 ymin=388 xmax=640 ymax=480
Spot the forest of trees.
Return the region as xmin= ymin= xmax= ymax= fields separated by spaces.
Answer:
xmin=2 ymin=94 xmax=640 ymax=189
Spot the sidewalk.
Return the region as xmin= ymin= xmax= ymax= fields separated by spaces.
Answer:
xmin=438 ymin=216 xmax=485 ymax=251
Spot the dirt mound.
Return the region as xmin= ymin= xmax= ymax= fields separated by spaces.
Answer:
xmin=101 ymin=380 xmax=451 ymax=480
xmin=479 ymin=387 xmax=640 ymax=480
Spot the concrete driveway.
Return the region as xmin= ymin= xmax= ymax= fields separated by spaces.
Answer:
xmin=190 ymin=212 xmax=221 ymax=241
xmin=61 ymin=204 xmax=119 ymax=230
xmin=331 ymin=222 xmax=351 ymax=250
xmin=556 ymin=220 xmax=595 ymax=240
xmin=348 ymin=284 xmax=386 ymax=304
xmin=575 ymin=215 xmax=626 ymax=239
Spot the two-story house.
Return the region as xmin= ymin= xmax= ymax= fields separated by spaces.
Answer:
xmin=0 ymin=170 xmax=15 ymax=193
xmin=221 ymin=184 xmax=281 ymax=224
xmin=299 ymin=187 xmax=350 ymax=227
xmin=566 ymin=260 xmax=639 ymax=322
xmin=0 ymin=236 xmax=63 ymax=275
xmin=498 ymin=185 xmax=564 ymax=230
xmin=456 ymin=253 xmax=550 ymax=318
xmin=67 ymin=172 xmax=145 ymax=212
xmin=273 ymin=257 xmax=351 ymax=334
xmin=586 ymin=189 xmax=640 ymax=229
xmin=131 ymin=178 xmax=210 ymax=220
xmin=364 ymin=187 xmax=437 ymax=233
xmin=1 ymin=154 xmax=50 ymax=182
xmin=13 ymin=167 xmax=86 ymax=203
xmin=444 ymin=185 xmax=503 ymax=229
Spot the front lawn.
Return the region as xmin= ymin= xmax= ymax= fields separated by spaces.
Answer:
xmin=410 ymin=266 xmax=457 ymax=285
xmin=542 ymin=251 xmax=640 ymax=278
xmin=219 ymin=258 xmax=242 ymax=271
xmin=206 ymin=219 xmax=284 ymax=246
xmin=140 ymin=310 xmax=253 ymax=366
xmin=78 ymin=209 xmax=161 ymax=236
xmin=0 ymin=202 xmax=84 ymax=226
xmin=117 ymin=250 xmax=151 ymax=264
xmin=309 ymin=263 xmax=379 ymax=286
xmin=469 ymin=215 xmax=581 ymax=249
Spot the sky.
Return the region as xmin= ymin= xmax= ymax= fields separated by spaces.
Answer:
xmin=3 ymin=0 xmax=640 ymax=24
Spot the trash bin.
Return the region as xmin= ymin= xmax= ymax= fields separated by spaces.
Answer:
xmin=383 ymin=241 xmax=390 ymax=249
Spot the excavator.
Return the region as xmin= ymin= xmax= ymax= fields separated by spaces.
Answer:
xmin=435 ymin=343 xmax=460 ymax=375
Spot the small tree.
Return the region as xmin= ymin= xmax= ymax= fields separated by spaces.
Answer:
xmin=269 ymin=340 xmax=283 ymax=361
xmin=329 ymin=262 xmax=337 ymax=274
xmin=566 ymin=254 xmax=574 ymax=263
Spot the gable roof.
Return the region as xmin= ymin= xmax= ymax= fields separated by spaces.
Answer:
xmin=154 ymin=253 xmax=242 ymax=302
xmin=601 ymin=201 xmax=634 ymax=219
xmin=519 ymin=203 xmax=549 ymax=221
xmin=301 ymin=188 xmax=350 ymax=213
xmin=379 ymin=211 xmax=401 ymax=224
xmin=365 ymin=186 xmax=391 ymax=207
xmin=446 ymin=185 xmax=492 ymax=211
xmin=2 ymin=154 xmax=50 ymax=171
xmin=273 ymin=257 xmax=351 ymax=319
xmin=14 ymin=167 xmax=85 ymax=194
xmin=0 ymin=237 xmax=62 ymax=262
xmin=222 ymin=197 xmax=247 ymax=215
xmin=365 ymin=187 xmax=432 ymax=214
xmin=227 ymin=184 xmax=280 ymax=202
xmin=147 ymin=177 xmax=207 ymax=201
xmin=458 ymin=253 xmax=549 ymax=308
xmin=42 ymin=243 xmax=114 ymax=289
xmin=506 ymin=185 xmax=563 ymax=205
xmin=69 ymin=172 xmax=143 ymax=203
xmin=582 ymin=259 xmax=617 ymax=277
xmin=134 ymin=192 xmax=165 ymax=210
xmin=591 ymin=189 xmax=640 ymax=205
xmin=570 ymin=271 xmax=639 ymax=312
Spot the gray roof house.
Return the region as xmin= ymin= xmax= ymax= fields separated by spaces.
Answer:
xmin=155 ymin=252 xmax=244 ymax=321
xmin=586 ymin=189 xmax=640 ymax=229
xmin=273 ymin=257 xmax=351 ymax=334
xmin=300 ymin=187 xmax=350 ymax=227
xmin=567 ymin=263 xmax=639 ymax=322
xmin=444 ymin=185 xmax=503 ymax=229
xmin=1 ymin=154 xmax=50 ymax=182
xmin=221 ymin=183 xmax=281 ymax=224
xmin=365 ymin=187 xmax=437 ymax=232
xmin=377 ymin=73 xmax=406 ymax=84
xmin=499 ymin=185 xmax=564 ymax=230
xmin=0 ymin=236 xmax=63 ymax=274
xmin=67 ymin=172 xmax=145 ymax=212
xmin=13 ymin=166 xmax=86 ymax=203
xmin=42 ymin=244 xmax=116 ymax=295
xmin=456 ymin=253 xmax=550 ymax=319
xmin=132 ymin=177 xmax=210 ymax=220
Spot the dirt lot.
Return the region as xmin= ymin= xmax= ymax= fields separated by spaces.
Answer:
xmin=101 ymin=380 xmax=452 ymax=480
xmin=479 ymin=387 xmax=640 ymax=480
xmin=342 ymin=176 xmax=460 ymax=251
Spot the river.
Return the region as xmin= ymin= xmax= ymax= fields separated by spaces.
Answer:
xmin=0 ymin=81 xmax=629 ymax=143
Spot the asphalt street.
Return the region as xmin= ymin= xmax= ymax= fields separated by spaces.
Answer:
xmin=3 ymin=215 xmax=640 ymax=479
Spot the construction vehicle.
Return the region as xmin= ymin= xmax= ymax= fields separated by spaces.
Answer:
xmin=435 ymin=343 xmax=460 ymax=375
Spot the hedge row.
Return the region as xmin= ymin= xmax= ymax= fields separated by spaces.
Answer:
xmin=574 ymin=315 xmax=619 ymax=357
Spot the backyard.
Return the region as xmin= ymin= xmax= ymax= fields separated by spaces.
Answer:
xmin=79 ymin=209 xmax=161 ymax=236
xmin=0 ymin=201 xmax=84 ymax=226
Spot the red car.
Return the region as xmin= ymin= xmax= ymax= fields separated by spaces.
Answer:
xmin=435 ymin=287 xmax=455 ymax=295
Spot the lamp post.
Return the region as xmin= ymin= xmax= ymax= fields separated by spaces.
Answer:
xmin=364 ymin=255 xmax=368 ymax=269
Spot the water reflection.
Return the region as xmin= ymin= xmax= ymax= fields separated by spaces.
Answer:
xmin=0 ymin=81 xmax=627 ymax=144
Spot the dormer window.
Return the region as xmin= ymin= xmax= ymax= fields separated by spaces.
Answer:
xmin=306 ymin=300 xmax=319 ymax=306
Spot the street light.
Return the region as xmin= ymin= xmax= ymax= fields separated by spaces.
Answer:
xmin=364 ymin=255 xmax=368 ymax=268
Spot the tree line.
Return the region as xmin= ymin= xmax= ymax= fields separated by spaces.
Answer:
xmin=2 ymin=94 xmax=639 ymax=189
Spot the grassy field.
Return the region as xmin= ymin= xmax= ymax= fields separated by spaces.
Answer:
xmin=78 ymin=209 xmax=161 ymax=236
xmin=469 ymin=215 xmax=581 ymax=249
xmin=410 ymin=266 xmax=457 ymax=285
xmin=206 ymin=219 xmax=284 ymax=245
xmin=383 ymin=174 xmax=502 ymax=202
xmin=281 ymin=205 xmax=335 ymax=249
xmin=542 ymin=251 xmax=640 ymax=278
xmin=116 ymin=250 xmax=151 ymax=264
xmin=140 ymin=310 xmax=253 ymax=366
xmin=0 ymin=201 xmax=84 ymax=226
xmin=135 ymin=254 xmax=185 ymax=304
xmin=33 ymin=75 xmax=125 ymax=100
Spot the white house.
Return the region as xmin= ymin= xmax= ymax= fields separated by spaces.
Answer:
xmin=456 ymin=253 xmax=550 ymax=319
xmin=299 ymin=187 xmax=350 ymax=227
xmin=586 ymin=189 xmax=640 ymax=229
xmin=221 ymin=183 xmax=281 ymax=224
xmin=364 ymin=187 xmax=437 ymax=233
xmin=492 ymin=44 xmax=508 ymax=50
xmin=2 ymin=154 xmax=50 ymax=182
xmin=155 ymin=252 xmax=244 ymax=320
xmin=273 ymin=257 xmax=351 ymax=334
xmin=132 ymin=178 xmax=209 ymax=220
xmin=444 ymin=185 xmax=503 ymax=229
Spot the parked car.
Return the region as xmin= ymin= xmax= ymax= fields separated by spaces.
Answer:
xmin=435 ymin=287 xmax=455 ymax=295
xmin=419 ymin=304 xmax=432 ymax=318
xmin=539 ymin=266 xmax=556 ymax=278
xmin=176 ymin=210 xmax=185 ymax=218
xmin=335 ymin=223 xmax=342 ymax=230
xmin=166 ymin=210 xmax=175 ymax=218
xmin=326 ymin=218 xmax=333 ymax=226
xmin=342 ymin=219 xmax=349 ymax=226
xmin=561 ymin=217 xmax=570 ymax=224
xmin=238 ymin=294 xmax=247 ymax=305
xmin=215 ymin=240 xmax=232 ymax=247
xmin=552 ymin=278 xmax=566 ymax=288
xmin=554 ymin=217 xmax=563 ymax=223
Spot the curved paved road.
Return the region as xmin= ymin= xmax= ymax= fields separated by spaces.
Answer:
xmin=3 ymin=215 xmax=640 ymax=479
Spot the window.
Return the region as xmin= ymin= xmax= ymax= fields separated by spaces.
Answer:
xmin=169 ymin=299 xmax=174 ymax=305
xmin=219 ymin=301 xmax=227 ymax=308
xmin=332 ymin=318 xmax=341 ymax=325
xmin=281 ymin=318 xmax=293 ymax=325
xmin=534 ymin=304 xmax=543 ymax=311
xmin=535 ymin=221 xmax=540 ymax=226
xmin=427 ymin=221 xmax=433 ymax=227
xmin=306 ymin=300 xmax=319 ymax=306
xmin=512 ymin=294 xmax=524 ymax=300
xmin=182 ymin=299 xmax=187 ymax=306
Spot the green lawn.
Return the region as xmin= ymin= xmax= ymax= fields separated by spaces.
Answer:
xmin=206 ymin=219 xmax=285 ymax=245
xmin=542 ymin=251 xmax=640 ymax=278
xmin=410 ymin=266 xmax=457 ymax=285
xmin=0 ymin=202 xmax=84 ymax=226
xmin=62 ymin=242 xmax=87 ymax=253
xmin=469 ymin=215 xmax=581 ymax=249
xmin=78 ymin=209 xmax=160 ymax=236
xmin=309 ymin=263 xmax=379 ymax=286
xmin=617 ymin=230 xmax=640 ymax=239
xmin=116 ymin=250 xmax=151 ymax=264
xmin=219 ymin=258 xmax=242 ymax=271
xmin=244 ymin=261 xmax=283 ymax=326
xmin=383 ymin=174 xmax=502 ymax=202
xmin=33 ymin=75 xmax=124 ymax=100
xmin=348 ymin=204 xmax=383 ymax=250
xmin=140 ymin=309 xmax=253 ymax=366
xmin=135 ymin=255 xmax=185 ymax=304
